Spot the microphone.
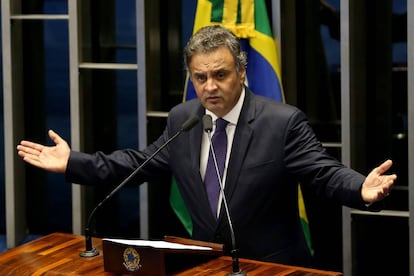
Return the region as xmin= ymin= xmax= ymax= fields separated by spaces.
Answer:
xmin=203 ymin=114 xmax=246 ymax=276
xmin=80 ymin=115 xmax=200 ymax=257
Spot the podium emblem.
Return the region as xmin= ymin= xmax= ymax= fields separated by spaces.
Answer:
xmin=123 ymin=247 xmax=141 ymax=272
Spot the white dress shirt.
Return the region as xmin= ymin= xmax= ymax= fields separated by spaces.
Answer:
xmin=200 ymin=88 xmax=245 ymax=217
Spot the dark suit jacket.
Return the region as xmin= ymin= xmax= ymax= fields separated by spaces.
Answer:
xmin=66 ymin=88 xmax=367 ymax=266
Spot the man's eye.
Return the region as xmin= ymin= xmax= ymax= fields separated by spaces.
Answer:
xmin=216 ymin=72 xmax=226 ymax=80
xmin=195 ymin=75 xmax=207 ymax=82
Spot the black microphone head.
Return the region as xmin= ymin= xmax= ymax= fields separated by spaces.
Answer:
xmin=181 ymin=115 xmax=200 ymax=131
xmin=202 ymin=114 xmax=213 ymax=133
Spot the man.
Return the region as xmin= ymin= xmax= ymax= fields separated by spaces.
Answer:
xmin=17 ymin=25 xmax=396 ymax=267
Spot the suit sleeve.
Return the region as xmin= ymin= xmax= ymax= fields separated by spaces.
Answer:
xmin=64 ymin=101 xmax=199 ymax=186
xmin=65 ymin=130 xmax=172 ymax=186
xmin=283 ymin=108 xmax=368 ymax=209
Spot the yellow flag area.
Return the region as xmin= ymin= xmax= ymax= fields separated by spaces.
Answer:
xmin=192 ymin=0 xmax=213 ymax=33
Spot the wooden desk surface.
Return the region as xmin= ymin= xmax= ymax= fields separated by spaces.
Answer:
xmin=0 ymin=232 xmax=110 ymax=275
xmin=175 ymin=256 xmax=342 ymax=276
xmin=0 ymin=232 xmax=342 ymax=276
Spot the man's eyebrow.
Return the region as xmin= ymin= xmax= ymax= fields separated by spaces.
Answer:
xmin=210 ymin=68 xmax=229 ymax=74
xmin=192 ymin=72 xmax=206 ymax=77
xmin=192 ymin=68 xmax=229 ymax=76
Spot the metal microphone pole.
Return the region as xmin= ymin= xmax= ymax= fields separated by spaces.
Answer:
xmin=203 ymin=114 xmax=246 ymax=276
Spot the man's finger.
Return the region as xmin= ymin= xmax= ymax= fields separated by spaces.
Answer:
xmin=375 ymin=159 xmax=393 ymax=175
xmin=48 ymin=129 xmax=64 ymax=145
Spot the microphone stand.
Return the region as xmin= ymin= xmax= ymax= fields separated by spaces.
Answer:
xmin=203 ymin=115 xmax=246 ymax=276
xmin=80 ymin=115 xmax=200 ymax=257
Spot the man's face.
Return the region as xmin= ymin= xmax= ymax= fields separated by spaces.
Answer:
xmin=189 ymin=46 xmax=246 ymax=118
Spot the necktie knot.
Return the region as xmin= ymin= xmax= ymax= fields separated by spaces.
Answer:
xmin=215 ymin=118 xmax=228 ymax=133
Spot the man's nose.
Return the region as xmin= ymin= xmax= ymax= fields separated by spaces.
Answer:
xmin=205 ymin=77 xmax=218 ymax=91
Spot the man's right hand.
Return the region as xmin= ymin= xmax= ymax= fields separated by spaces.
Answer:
xmin=16 ymin=129 xmax=70 ymax=173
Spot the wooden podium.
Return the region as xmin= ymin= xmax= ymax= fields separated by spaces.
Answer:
xmin=0 ymin=232 xmax=342 ymax=275
xmin=102 ymin=235 xmax=224 ymax=275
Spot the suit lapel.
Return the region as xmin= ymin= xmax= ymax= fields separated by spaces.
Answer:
xmin=189 ymin=107 xmax=204 ymax=174
xmin=218 ymin=89 xmax=255 ymax=222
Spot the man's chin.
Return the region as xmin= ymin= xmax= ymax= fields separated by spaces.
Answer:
xmin=204 ymin=102 xmax=218 ymax=111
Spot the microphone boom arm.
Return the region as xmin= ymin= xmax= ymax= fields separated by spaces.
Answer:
xmin=80 ymin=115 xmax=199 ymax=257
xmin=204 ymin=114 xmax=246 ymax=276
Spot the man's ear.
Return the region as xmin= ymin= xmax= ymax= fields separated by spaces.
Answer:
xmin=240 ymin=66 xmax=247 ymax=84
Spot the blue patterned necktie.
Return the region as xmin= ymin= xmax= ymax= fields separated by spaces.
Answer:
xmin=204 ymin=118 xmax=228 ymax=217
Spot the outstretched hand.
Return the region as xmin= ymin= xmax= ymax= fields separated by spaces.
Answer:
xmin=361 ymin=159 xmax=397 ymax=203
xmin=16 ymin=130 xmax=70 ymax=173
